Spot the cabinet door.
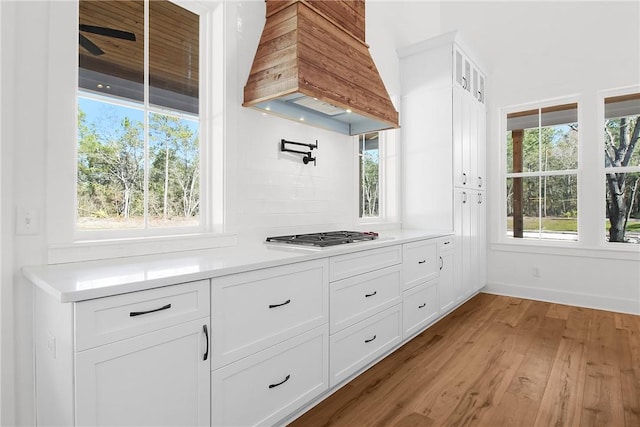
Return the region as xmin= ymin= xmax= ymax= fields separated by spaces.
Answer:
xmin=476 ymin=191 xmax=487 ymax=291
xmin=76 ymin=319 xmax=210 ymax=427
xmin=453 ymin=87 xmax=467 ymax=188
xmin=474 ymin=101 xmax=487 ymax=190
xmin=453 ymin=88 xmax=477 ymax=189
xmin=438 ymin=249 xmax=455 ymax=313
xmin=453 ymin=188 xmax=473 ymax=302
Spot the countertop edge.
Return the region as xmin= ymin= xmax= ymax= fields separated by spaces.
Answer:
xmin=23 ymin=229 xmax=453 ymax=303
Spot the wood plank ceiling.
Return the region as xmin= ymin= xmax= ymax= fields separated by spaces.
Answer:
xmin=79 ymin=0 xmax=199 ymax=101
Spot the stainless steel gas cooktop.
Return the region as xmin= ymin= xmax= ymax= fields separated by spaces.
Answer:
xmin=265 ymin=231 xmax=379 ymax=248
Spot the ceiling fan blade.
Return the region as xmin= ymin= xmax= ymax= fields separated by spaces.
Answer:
xmin=79 ymin=33 xmax=105 ymax=56
xmin=79 ymin=24 xmax=136 ymax=41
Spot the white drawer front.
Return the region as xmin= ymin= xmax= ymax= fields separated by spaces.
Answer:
xmin=330 ymin=265 xmax=402 ymax=334
xmin=439 ymin=236 xmax=455 ymax=252
xmin=75 ymin=280 xmax=210 ymax=351
xmin=329 ymin=245 xmax=402 ymax=282
xmin=403 ymin=279 xmax=439 ymax=339
xmin=329 ymin=304 xmax=402 ymax=387
xmin=211 ymin=259 xmax=328 ymax=369
xmin=403 ymin=239 xmax=438 ymax=290
xmin=212 ymin=325 xmax=328 ymax=427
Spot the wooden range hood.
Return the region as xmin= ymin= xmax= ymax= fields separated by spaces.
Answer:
xmin=243 ymin=0 xmax=399 ymax=136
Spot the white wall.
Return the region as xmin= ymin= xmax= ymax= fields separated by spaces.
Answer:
xmin=2 ymin=0 xmax=639 ymax=424
xmin=439 ymin=1 xmax=640 ymax=314
xmin=0 ymin=1 xmax=407 ymax=424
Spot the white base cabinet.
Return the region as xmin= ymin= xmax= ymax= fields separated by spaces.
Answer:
xmin=34 ymin=280 xmax=211 ymax=426
xmin=211 ymin=325 xmax=328 ymax=427
xmin=76 ymin=319 xmax=210 ymax=426
xmin=438 ymin=236 xmax=456 ymax=314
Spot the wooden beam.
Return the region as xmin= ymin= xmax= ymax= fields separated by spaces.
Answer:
xmin=512 ymin=129 xmax=524 ymax=238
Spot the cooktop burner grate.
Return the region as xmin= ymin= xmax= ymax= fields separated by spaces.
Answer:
xmin=265 ymin=231 xmax=379 ymax=247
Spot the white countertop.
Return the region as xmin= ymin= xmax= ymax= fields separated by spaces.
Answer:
xmin=23 ymin=229 xmax=450 ymax=303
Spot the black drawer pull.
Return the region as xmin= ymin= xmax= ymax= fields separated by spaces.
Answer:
xmin=364 ymin=335 xmax=377 ymax=343
xmin=365 ymin=291 xmax=377 ymax=298
xmin=203 ymin=324 xmax=209 ymax=361
xmin=129 ymin=303 xmax=171 ymax=317
xmin=418 ymin=303 xmax=427 ymax=309
xmin=418 ymin=260 xmax=426 ymax=264
xmin=268 ymin=374 xmax=290 ymax=389
xmin=440 ymin=256 xmax=444 ymax=271
xmin=443 ymin=241 xmax=451 ymax=245
xmin=269 ymin=299 xmax=291 ymax=309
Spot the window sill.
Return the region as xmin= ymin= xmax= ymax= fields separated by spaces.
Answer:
xmin=48 ymin=232 xmax=238 ymax=264
xmin=491 ymin=240 xmax=640 ymax=261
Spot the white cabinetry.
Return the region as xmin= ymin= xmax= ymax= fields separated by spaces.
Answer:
xmin=210 ymin=259 xmax=329 ymax=426
xmin=35 ymin=280 xmax=211 ymax=426
xmin=401 ymin=239 xmax=440 ymax=339
xmin=328 ymin=247 xmax=403 ymax=387
xmin=399 ymin=31 xmax=487 ymax=308
xmin=438 ymin=236 xmax=456 ymax=314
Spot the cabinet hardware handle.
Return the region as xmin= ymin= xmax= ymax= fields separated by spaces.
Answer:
xmin=364 ymin=335 xmax=377 ymax=343
xmin=462 ymin=192 xmax=468 ymax=203
xmin=268 ymin=374 xmax=290 ymax=389
xmin=269 ymin=299 xmax=291 ymax=309
xmin=478 ymin=177 xmax=483 ymax=188
xmin=440 ymin=256 xmax=444 ymax=270
xmin=462 ymin=173 xmax=467 ymax=185
xmin=203 ymin=324 xmax=209 ymax=361
xmin=418 ymin=303 xmax=427 ymax=309
xmin=462 ymin=76 xmax=467 ymax=89
xmin=444 ymin=241 xmax=451 ymax=245
xmin=129 ymin=303 xmax=171 ymax=317
xmin=365 ymin=291 xmax=377 ymax=298
xmin=418 ymin=260 xmax=426 ymax=264
xmin=478 ymin=193 xmax=483 ymax=204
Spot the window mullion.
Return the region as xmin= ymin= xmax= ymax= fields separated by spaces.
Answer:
xmin=143 ymin=0 xmax=150 ymax=229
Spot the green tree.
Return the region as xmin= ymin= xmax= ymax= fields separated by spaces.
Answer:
xmin=149 ymin=113 xmax=200 ymax=220
xmin=77 ymin=107 xmax=144 ymax=221
xmin=605 ymin=115 xmax=640 ymax=242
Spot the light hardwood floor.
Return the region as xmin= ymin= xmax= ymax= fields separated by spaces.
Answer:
xmin=290 ymin=293 xmax=640 ymax=427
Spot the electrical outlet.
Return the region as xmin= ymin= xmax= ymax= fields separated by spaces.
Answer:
xmin=16 ymin=208 xmax=39 ymax=235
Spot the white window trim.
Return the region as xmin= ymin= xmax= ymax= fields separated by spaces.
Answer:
xmin=493 ymin=91 xmax=640 ymax=260
xmin=496 ymin=94 xmax=582 ymax=247
xmin=353 ymin=128 xmax=401 ymax=228
xmin=599 ymin=84 xmax=640 ymax=249
xmin=46 ymin=0 xmax=231 ymax=264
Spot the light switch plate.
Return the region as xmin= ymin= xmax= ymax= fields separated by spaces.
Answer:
xmin=16 ymin=207 xmax=39 ymax=235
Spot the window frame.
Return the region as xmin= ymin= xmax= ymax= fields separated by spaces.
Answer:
xmin=498 ymin=95 xmax=582 ymax=247
xmin=45 ymin=0 xmax=229 ymax=263
xmin=353 ymin=128 xmax=400 ymax=227
xmin=599 ymin=85 xmax=640 ymax=247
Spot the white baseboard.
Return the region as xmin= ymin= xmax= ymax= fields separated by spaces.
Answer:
xmin=483 ymin=281 xmax=639 ymax=315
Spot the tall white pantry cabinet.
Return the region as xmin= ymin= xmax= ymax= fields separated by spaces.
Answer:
xmin=399 ymin=31 xmax=487 ymax=306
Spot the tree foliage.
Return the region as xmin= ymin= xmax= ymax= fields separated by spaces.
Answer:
xmin=77 ymin=106 xmax=199 ymax=228
xmin=506 ymin=124 xmax=578 ymax=220
xmin=361 ymin=152 xmax=379 ymax=217
xmin=605 ymin=115 xmax=640 ymax=242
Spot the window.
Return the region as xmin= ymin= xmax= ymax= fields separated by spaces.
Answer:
xmin=604 ymin=93 xmax=640 ymax=244
xmin=77 ymin=0 xmax=202 ymax=233
xmin=46 ymin=0 xmax=224 ymax=261
xmin=505 ymin=102 xmax=579 ymax=241
xmin=358 ymin=132 xmax=380 ymax=219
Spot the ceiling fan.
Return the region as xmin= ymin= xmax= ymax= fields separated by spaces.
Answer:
xmin=79 ymin=24 xmax=136 ymax=56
